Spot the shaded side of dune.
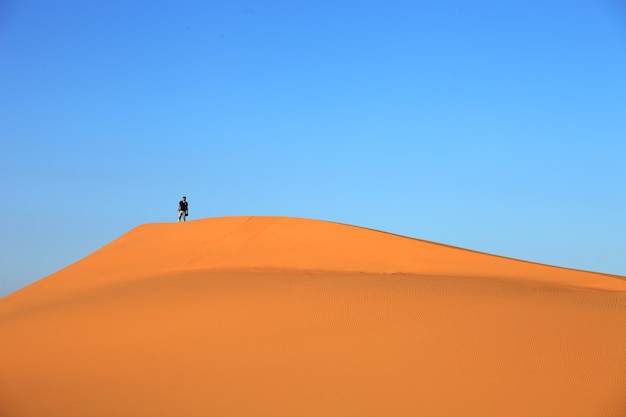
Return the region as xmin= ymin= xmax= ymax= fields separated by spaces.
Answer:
xmin=1 ymin=269 xmax=625 ymax=417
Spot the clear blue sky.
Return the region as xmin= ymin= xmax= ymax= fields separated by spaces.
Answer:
xmin=1 ymin=0 xmax=625 ymax=297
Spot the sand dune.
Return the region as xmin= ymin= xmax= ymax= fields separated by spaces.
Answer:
xmin=1 ymin=216 xmax=625 ymax=417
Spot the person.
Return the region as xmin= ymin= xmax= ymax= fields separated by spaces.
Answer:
xmin=178 ymin=196 xmax=188 ymax=222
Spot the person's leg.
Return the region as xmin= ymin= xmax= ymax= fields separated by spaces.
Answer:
xmin=178 ymin=211 xmax=184 ymax=222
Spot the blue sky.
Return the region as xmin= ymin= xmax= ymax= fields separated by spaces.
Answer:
xmin=1 ymin=0 xmax=625 ymax=297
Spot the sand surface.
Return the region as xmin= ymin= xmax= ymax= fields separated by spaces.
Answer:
xmin=1 ymin=216 xmax=625 ymax=417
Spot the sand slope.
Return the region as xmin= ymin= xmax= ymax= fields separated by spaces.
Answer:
xmin=1 ymin=216 xmax=625 ymax=417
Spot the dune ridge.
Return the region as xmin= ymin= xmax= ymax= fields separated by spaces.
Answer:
xmin=1 ymin=216 xmax=625 ymax=417
xmin=3 ymin=216 xmax=624 ymax=306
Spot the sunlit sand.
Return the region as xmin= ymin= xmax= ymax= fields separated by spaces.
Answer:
xmin=1 ymin=217 xmax=624 ymax=417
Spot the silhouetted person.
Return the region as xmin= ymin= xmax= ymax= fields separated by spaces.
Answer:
xmin=178 ymin=196 xmax=188 ymax=222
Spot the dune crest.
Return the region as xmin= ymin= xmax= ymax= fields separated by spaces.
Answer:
xmin=1 ymin=217 xmax=625 ymax=417
xmin=4 ymin=217 xmax=625 ymax=306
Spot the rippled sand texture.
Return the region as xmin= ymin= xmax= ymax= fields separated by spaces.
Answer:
xmin=1 ymin=217 xmax=625 ymax=417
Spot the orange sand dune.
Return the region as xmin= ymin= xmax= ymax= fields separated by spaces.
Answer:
xmin=1 ymin=216 xmax=625 ymax=417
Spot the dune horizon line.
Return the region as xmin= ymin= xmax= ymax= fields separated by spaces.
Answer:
xmin=4 ymin=216 xmax=624 ymax=304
